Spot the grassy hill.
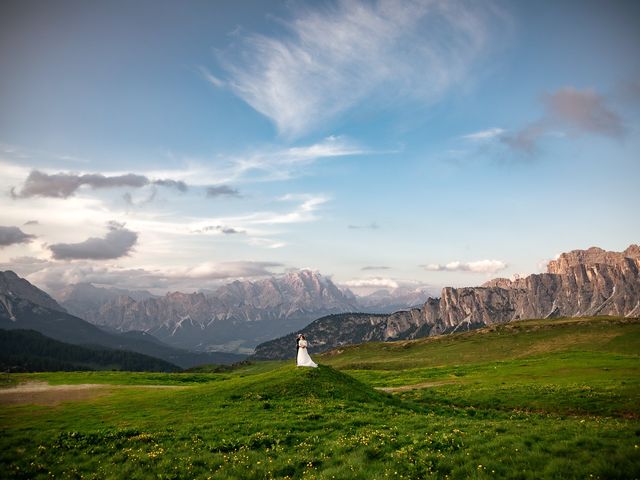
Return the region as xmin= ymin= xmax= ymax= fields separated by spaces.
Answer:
xmin=319 ymin=316 xmax=640 ymax=368
xmin=1 ymin=316 xmax=638 ymax=479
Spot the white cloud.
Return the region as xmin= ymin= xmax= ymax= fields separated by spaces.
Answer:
xmin=423 ymin=259 xmax=507 ymax=273
xmin=255 ymin=194 xmax=329 ymax=225
xmin=215 ymin=0 xmax=504 ymax=137
xmin=343 ymin=277 xmax=399 ymax=289
xmin=246 ymin=238 xmax=287 ymax=249
xmin=199 ymin=66 xmax=225 ymax=88
xmin=461 ymin=128 xmax=505 ymax=141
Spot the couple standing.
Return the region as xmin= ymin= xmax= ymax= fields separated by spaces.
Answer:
xmin=296 ymin=334 xmax=317 ymax=368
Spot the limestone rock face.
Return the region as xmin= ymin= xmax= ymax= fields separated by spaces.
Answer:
xmin=254 ymin=245 xmax=640 ymax=359
xmin=417 ymin=244 xmax=640 ymax=328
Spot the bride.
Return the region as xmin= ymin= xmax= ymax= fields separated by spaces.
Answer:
xmin=296 ymin=334 xmax=318 ymax=368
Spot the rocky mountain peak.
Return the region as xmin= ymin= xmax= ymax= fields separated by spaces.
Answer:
xmin=547 ymin=245 xmax=640 ymax=274
xmin=481 ymin=278 xmax=514 ymax=289
xmin=0 ymin=270 xmax=66 ymax=313
xmin=255 ymin=244 xmax=640 ymax=359
xmin=624 ymin=244 xmax=640 ymax=258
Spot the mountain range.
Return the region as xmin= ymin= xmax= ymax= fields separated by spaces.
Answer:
xmin=0 ymin=270 xmax=244 ymax=368
xmin=54 ymin=270 xmax=424 ymax=354
xmin=254 ymin=245 xmax=640 ymax=359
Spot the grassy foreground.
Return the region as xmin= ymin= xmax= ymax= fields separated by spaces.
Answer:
xmin=1 ymin=317 xmax=639 ymax=479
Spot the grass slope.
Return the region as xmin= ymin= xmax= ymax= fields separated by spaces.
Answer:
xmin=1 ymin=316 xmax=638 ymax=479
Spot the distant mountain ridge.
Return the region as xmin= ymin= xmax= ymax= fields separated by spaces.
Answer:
xmin=254 ymin=245 xmax=640 ymax=359
xmin=57 ymin=270 xmax=362 ymax=353
xmin=356 ymin=286 xmax=433 ymax=313
xmin=0 ymin=271 xmax=245 ymax=368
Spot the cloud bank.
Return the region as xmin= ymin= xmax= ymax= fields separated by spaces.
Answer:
xmin=11 ymin=170 xmax=187 ymax=199
xmin=49 ymin=222 xmax=138 ymax=260
xmin=214 ymin=0 xmax=503 ymax=137
xmin=20 ymin=259 xmax=284 ymax=293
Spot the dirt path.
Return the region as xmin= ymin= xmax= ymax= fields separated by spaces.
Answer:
xmin=377 ymin=380 xmax=458 ymax=393
xmin=0 ymin=381 xmax=186 ymax=406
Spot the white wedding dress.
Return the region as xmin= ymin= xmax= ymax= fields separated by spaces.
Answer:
xmin=296 ymin=339 xmax=318 ymax=368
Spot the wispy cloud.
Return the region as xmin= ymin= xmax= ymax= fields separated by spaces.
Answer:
xmin=223 ymin=135 xmax=365 ymax=183
xmin=423 ymin=259 xmax=507 ymax=273
xmin=214 ymin=0 xmax=504 ymax=137
xmin=193 ymin=225 xmax=245 ymax=235
xmin=206 ymin=185 xmax=241 ymax=198
xmin=462 ymin=128 xmax=505 ymax=141
xmin=11 ymin=170 xmax=187 ymax=199
xmin=248 ymin=193 xmax=329 ymax=225
xmin=502 ymin=87 xmax=625 ymax=153
xmin=123 ymin=189 xmax=157 ymax=207
xmin=198 ymin=66 xmax=225 ymax=88
xmin=49 ymin=221 xmax=138 ymax=260
xmin=0 ymin=226 xmax=36 ymax=247
xmin=348 ymin=222 xmax=379 ymax=230
xmin=182 ymin=193 xmax=328 ymax=248
xmin=246 ymin=237 xmax=287 ymax=249
xmin=361 ymin=265 xmax=390 ymax=271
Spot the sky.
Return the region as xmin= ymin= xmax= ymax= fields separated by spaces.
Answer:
xmin=0 ymin=0 xmax=639 ymax=295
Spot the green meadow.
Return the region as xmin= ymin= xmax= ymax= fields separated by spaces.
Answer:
xmin=1 ymin=317 xmax=639 ymax=479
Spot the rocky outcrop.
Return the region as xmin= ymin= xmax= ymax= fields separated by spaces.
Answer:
xmin=255 ymin=245 xmax=640 ymax=359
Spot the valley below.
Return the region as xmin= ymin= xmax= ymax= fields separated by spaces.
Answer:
xmin=1 ymin=316 xmax=638 ymax=479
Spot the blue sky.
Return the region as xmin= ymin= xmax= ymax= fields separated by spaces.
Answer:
xmin=0 ymin=0 xmax=638 ymax=294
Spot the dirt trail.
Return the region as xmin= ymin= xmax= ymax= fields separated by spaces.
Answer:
xmin=0 ymin=381 xmax=186 ymax=406
xmin=377 ymin=380 xmax=458 ymax=393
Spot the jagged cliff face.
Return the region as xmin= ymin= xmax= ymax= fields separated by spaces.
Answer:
xmin=254 ymin=245 xmax=640 ymax=359
xmin=438 ymin=245 xmax=640 ymax=326
xmin=60 ymin=271 xmax=360 ymax=352
xmin=55 ymin=283 xmax=155 ymax=324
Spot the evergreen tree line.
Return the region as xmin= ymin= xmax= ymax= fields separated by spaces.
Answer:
xmin=0 ymin=329 xmax=180 ymax=373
